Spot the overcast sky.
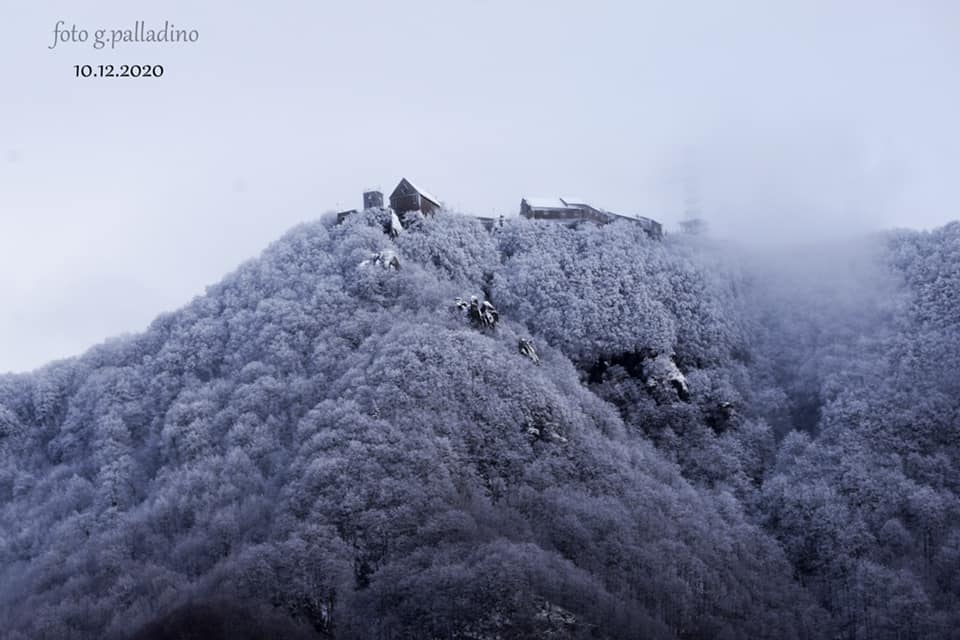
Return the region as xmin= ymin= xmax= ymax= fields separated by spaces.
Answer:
xmin=1 ymin=0 xmax=958 ymax=373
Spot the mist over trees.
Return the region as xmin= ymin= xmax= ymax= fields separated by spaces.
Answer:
xmin=0 ymin=210 xmax=958 ymax=639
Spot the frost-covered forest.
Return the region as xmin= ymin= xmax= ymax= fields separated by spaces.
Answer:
xmin=1 ymin=210 xmax=959 ymax=639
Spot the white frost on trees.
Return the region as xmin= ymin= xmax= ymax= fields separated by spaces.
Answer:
xmin=387 ymin=211 xmax=404 ymax=239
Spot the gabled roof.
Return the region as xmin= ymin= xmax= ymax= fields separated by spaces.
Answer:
xmin=559 ymin=197 xmax=592 ymax=208
xmin=523 ymin=196 xmax=608 ymax=211
xmin=522 ymin=197 xmax=570 ymax=210
xmin=393 ymin=178 xmax=441 ymax=206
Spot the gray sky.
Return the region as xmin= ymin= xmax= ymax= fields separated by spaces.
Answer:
xmin=1 ymin=0 xmax=958 ymax=373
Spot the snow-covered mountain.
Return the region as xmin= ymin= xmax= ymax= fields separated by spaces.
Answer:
xmin=1 ymin=209 xmax=958 ymax=639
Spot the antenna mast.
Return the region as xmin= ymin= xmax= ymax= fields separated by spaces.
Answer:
xmin=680 ymin=149 xmax=707 ymax=235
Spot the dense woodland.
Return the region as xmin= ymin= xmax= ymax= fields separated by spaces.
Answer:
xmin=1 ymin=209 xmax=958 ymax=639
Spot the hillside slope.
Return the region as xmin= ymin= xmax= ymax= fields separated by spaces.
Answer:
xmin=1 ymin=211 xmax=957 ymax=639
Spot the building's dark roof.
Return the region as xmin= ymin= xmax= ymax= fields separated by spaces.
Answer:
xmin=522 ymin=197 xmax=569 ymax=210
xmin=392 ymin=178 xmax=441 ymax=206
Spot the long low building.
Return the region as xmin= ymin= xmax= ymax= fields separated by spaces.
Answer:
xmin=520 ymin=197 xmax=662 ymax=239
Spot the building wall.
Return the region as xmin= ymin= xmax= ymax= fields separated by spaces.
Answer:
xmin=363 ymin=190 xmax=384 ymax=209
xmin=520 ymin=200 xmax=663 ymax=239
xmin=390 ymin=191 xmax=421 ymax=214
xmin=521 ymin=205 xmax=609 ymax=225
xmin=646 ymin=220 xmax=664 ymax=240
xmin=336 ymin=209 xmax=358 ymax=224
